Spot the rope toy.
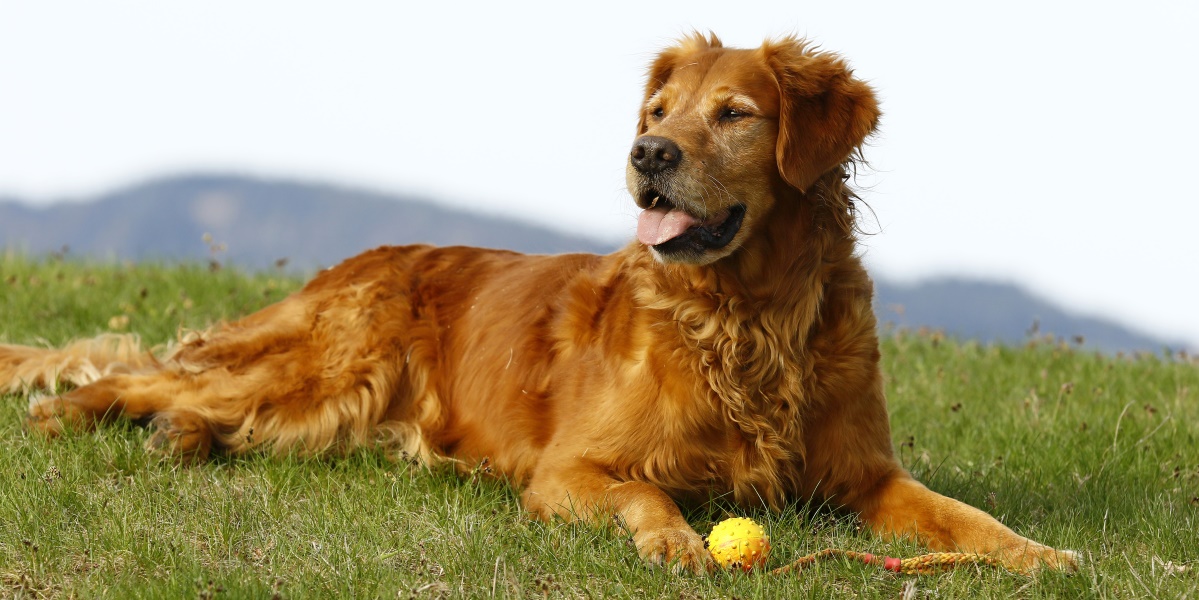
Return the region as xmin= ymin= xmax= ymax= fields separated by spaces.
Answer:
xmin=770 ymin=548 xmax=1018 ymax=576
xmin=706 ymin=517 xmax=1021 ymax=576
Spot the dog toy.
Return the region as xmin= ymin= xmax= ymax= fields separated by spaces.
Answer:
xmin=770 ymin=548 xmax=1014 ymax=575
xmin=708 ymin=516 xmax=1019 ymax=576
xmin=706 ymin=517 xmax=771 ymax=571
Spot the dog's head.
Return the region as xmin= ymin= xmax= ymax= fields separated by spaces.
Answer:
xmin=627 ymin=34 xmax=879 ymax=265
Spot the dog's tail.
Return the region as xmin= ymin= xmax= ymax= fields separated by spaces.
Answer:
xmin=0 ymin=334 xmax=157 ymax=395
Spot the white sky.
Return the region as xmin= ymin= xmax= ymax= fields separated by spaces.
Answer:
xmin=1 ymin=1 xmax=1197 ymax=348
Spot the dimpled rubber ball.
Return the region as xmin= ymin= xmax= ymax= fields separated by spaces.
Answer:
xmin=707 ymin=517 xmax=770 ymax=571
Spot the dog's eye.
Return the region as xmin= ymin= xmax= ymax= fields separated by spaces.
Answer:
xmin=651 ymin=106 xmax=665 ymax=119
xmin=718 ymin=107 xmax=748 ymax=122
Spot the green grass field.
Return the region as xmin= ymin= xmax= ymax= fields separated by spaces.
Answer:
xmin=2 ymin=253 xmax=1196 ymax=598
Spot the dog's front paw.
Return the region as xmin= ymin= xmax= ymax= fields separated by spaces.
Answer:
xmin=1034 ymin=547 xmax=1081 ymax=573
xmin=1002 ymin=543 xmax=1081 ymax=573
xmin=632 ymin=526 xmax=712 ymax=574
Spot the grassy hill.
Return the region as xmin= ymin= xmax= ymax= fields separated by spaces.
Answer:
xmin=2 ymin=256 xmax=1197 ymax=598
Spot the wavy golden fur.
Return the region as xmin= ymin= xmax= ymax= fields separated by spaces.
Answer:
xmin=1 ymin=34 xmax=1076 ymax=573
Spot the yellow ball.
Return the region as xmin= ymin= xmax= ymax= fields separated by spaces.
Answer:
xmin=707 ymin=517 xmax=770 ymax=571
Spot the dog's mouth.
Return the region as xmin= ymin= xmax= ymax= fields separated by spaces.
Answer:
xmin=636 ymin=190 xmax=746 ymax=258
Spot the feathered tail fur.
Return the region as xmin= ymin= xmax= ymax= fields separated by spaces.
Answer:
xmin=0 ymin=334 xmax=157 ymax=394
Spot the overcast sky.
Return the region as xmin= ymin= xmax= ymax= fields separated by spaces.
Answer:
xmin=1 ymin=1 xmax=1196 ymax=348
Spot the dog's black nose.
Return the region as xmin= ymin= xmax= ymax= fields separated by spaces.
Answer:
xmin=630 ymin=136 xmax=682 ymax=174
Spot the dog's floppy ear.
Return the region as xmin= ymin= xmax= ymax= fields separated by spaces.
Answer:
xmin=637 ymin=32 xmax=723 ymax=134
xmin=765 ymin=38 xmax=880 ymax=192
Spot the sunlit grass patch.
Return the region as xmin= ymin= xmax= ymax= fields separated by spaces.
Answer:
xmin=2 ymin=254 xmax=1196 ymax=598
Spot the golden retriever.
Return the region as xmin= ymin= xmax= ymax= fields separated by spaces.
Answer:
xmin=1 ymin=34 xmax=1076 ymax=574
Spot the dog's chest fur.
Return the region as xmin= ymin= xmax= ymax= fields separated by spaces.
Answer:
xmin=586 ymin=250 xmax=820 ymax=508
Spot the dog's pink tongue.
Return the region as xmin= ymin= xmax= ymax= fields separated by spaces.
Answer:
xmin=637 ymin=207 xmax=699 ymax=246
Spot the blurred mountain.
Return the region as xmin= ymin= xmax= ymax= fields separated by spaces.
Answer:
xmin=0 ymin=173 xmax=615 ymax=269
xmin=0 ymin=173 xmax=1181 ymax=354
xmin=873 ymin=278 xmax=1183 ymax=355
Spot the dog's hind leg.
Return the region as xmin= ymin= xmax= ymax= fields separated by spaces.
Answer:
xmin=24 ymin=253 xmax=429 ymax=461
xmin=146 ymin=410 xmax=214 ymax=462
xmin=27 ymin=337 xmax=415 ymax=462
xmin=27 ymin=371 xmax=218 ymax=459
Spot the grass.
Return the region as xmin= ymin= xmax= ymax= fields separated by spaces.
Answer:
xmin=1 ymin=252 xmax=1197 ymax=598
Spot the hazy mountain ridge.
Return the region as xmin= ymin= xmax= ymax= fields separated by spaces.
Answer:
xmin=0 ymin=174 xmax=614 ymax=269
xmin=0 ymin=173 xmax=1182 ymax=354
xmin=872 ymin=278 xmax=1184 ymax=354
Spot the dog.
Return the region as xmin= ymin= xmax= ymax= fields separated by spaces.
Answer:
xmin=1 ymin=34 xmax=1076 ymax=574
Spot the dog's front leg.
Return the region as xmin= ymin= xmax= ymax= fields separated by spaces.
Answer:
xmin=856 ymin=470 xmax=1079 ymax=572
xmin=521 ymin=461 xmax=712 ymax=573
